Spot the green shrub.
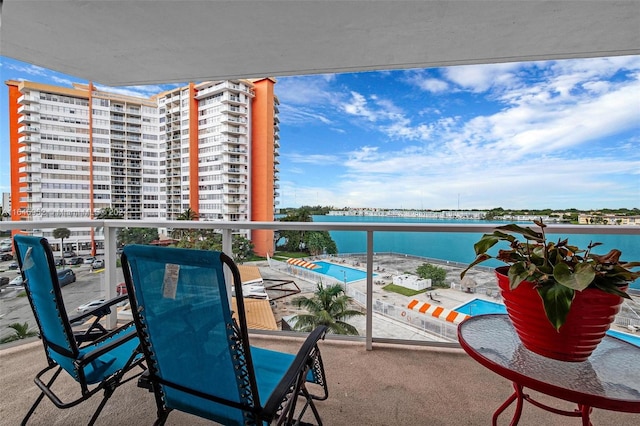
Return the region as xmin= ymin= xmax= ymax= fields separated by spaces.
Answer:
xmin=416 ymin=263 xmax=447 ymax=287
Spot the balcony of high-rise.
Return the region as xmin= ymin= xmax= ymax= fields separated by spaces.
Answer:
xmin=3 ymin=2 xmax=639 ymax=424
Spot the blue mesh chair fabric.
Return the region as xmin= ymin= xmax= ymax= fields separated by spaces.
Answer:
xmin=13 ymin=235 xmax=145 ymax=425
xmin=122 ymin=245 xmax=328 ymax=425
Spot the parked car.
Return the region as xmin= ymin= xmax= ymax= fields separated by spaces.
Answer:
xmin=77 ymin=299 xmax=106 ymax=314
xmin=55 ymin=258 xmax=66 ymax=267
xmin=63 ymin=251 xmax=77 ymax=258
xmin=57 ymin=268 xmax=76 ymax=286
xmin=9 ymin=275 xmax=24 ymax=286
xmin=8 ymin=262 xmax=19 ymax=270
xmin=84 ymin=257 xmax=96 ymax=265
xmin=1 ymin=253 xmax=13 ymax=261
xmin=68 ymin=257 xmax=84 ymax=265
xmin=92 ymin=259 xmax=105 ymax=270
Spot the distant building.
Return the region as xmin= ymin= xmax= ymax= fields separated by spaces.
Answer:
xmin=1 ymin=192 xmax=10 ymax=220
xmin=6 ymin=79 xmax=280 ymax=255
xmin=578 ymin=214 xmax=640 ymax=225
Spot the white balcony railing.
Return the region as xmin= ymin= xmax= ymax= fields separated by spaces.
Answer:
xmin=1 ymin=219 xmax=638 ymax=351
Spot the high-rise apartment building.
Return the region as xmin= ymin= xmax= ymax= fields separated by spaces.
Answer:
xmin=6 ymin=79 xmax=279 ymax=256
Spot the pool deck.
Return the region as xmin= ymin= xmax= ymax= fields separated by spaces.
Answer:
xmin=258 ymin=253 xmax=640 ymax=341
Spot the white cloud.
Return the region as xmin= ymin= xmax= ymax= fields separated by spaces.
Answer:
xmin=278 ymin=104 xmax=332 ymax=125
xmin=50 ymin=76 xmax=75 ymax=86
xmin=443 ymin=62 xmax=523 ymax=92
xmin=93 ymin=83 xmax=181 ymax=99
xmin=402 ymin=70 xmax=449 ymax=93
xmin=276 ymin=74 xmax=337 ymax=105
xmin=342 ymin=91 xmax=379 ymax=122
xmin=419 ymin=78 xmax=449 ymax=93
xmin=5 ymin=62 xmax=51 ymax=78
xmin=285 ymin=153 xmax=340 ymax=164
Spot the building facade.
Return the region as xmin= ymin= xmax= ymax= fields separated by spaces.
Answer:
xmin=6 ymin=79 xmax=279 ymax=256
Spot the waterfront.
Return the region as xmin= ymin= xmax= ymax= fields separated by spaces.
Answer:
xmin=313 ymin=215 xmax=640 ymax=290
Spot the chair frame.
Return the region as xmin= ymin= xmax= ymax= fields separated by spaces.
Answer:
xmin=13 ymin=235 xmax=145 ymax=425
xmin=122 ymin=247 xmax=328 ymax=425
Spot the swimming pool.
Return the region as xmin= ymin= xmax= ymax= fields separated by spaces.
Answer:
xmin=607 ymin=329 xmax=640 ymax=347
xmin=305 ymin=261 xmax=372 ymax=283
xmin=455 ymin=298 xmax=639 ymax=347
xmin=455 ymin=299 xmax=507 ymax=316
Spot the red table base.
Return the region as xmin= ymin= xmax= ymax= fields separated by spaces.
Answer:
xmin=494 ymin=382 xmax=593 ymax=426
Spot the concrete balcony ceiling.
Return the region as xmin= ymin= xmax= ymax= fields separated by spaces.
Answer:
xmin=2 ymin=1 xmax=639 ymax=86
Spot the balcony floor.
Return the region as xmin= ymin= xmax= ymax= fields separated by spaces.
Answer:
xmin=1 ymin=335 xmax=637 ymax=425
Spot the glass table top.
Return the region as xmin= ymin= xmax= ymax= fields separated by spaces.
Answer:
xmin=458 ymin=314 xmax=640 ymax=406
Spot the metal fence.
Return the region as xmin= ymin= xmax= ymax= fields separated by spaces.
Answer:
xmin=268 ymin=258 xmax=459 ymax=342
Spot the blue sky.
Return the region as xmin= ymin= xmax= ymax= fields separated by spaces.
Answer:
xmin=2 ymin=55 xmax=639 ymax=210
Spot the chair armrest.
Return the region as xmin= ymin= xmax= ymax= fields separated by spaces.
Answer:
xmin=75 ymin=324 xmax=139 ymax=366
xmin=263 ymin=325 xmax=328 ymax=416
xmin=68 ymin=294 xmax=128 ymax=324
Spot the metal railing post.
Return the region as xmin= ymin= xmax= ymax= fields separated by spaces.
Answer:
xmin=222 ymin=229 xmax=233 ymax=308
xmin=104 ymin=223 xmax=118 ymax=329
xmin=366 ymin=230 xmax=374 ymax=350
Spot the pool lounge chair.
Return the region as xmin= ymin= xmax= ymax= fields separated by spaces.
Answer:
xmin=122 ymin=245 xmax=329 ymax=425
xmin=13 ymin=235 xmax=145 ymax=425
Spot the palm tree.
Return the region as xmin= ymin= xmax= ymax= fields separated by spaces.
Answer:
xmin=0 ymin=322 xmax=38 ymax=343
xmin=177 ymin=207 xmax=199 ymax=221
xmin=291 ymin=283 xmax=363 ymax=335
xmin=52 ymin=227 xmax=71 ymax=260
xmin=172 ymin=208 xmax=200 ymax=244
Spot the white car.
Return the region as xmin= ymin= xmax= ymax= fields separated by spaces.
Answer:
xmin=9 ymin=275 xmax=24 ymax=286
xmin=84 ymin=257 xmax=96 ymax=265
xmin=76 ymin=299 xmax=106 ymax=314
xmin=9 ymin=275 xmax=24 ymax=287
xmin=92 ymin=259 xmax=105 ymax=269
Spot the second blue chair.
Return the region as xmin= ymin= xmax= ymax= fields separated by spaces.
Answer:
xmin=122 ymin=245 xmax=329 ymax=425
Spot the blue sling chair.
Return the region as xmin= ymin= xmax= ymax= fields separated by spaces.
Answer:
xmin=13 ymin=235 xmax=145 ymax=425
xmin=121 ymin=245 xmax=329 ymax=425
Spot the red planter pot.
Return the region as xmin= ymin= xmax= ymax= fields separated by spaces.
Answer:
xmin=496 ymin=266 xmax=626 ymax=362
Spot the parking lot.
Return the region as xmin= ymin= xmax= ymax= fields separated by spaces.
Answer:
xmin=0 ymin=257 xmax=116 ymax=343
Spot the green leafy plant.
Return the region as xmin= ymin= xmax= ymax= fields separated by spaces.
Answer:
xmin=461 ymin=218 xmax=640 ymax=330
xmin=1 ymin=322 xmax=38 ymax=343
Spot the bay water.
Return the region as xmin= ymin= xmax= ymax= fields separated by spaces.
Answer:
xmin=312 ymin=215 xmax=640 ymax=290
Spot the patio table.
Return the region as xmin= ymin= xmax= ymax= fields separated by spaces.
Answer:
xmin=457 ymin=314 xmax=640 ymax=426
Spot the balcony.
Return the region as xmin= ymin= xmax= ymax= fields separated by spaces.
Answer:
xmin=18 ymin=125 xmax=40 ymax=134
xmin=18 ymin=135 xmax=40 ymax=144
xmin=0 ymin=219 xmax=638 ymax=425
xmin=18 ymin=104 xmax=40 ymax=113
xmin=17 ymin=94 xmax=38 ymax=103
xmin=18 ymin=113 xmax=39 ymax=124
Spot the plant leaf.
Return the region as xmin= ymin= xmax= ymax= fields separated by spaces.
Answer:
xmin=473 ymin=234 xmax=500 ymax=255
xmin=495 ymin=223 xmax=544 ymax=242
xmin=460 ymin=253 xmax=492 ymax=279
xmin=537 ymin=283 xmax=574 ymax=331
xmin=553 ymin=262 xmax=594 ymax=291
xmin=507 ymin=262 xmax=534 ymax=290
